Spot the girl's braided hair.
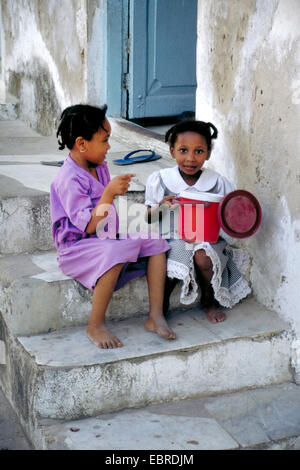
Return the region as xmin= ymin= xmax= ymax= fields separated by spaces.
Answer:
xmin=165 ymin=120 xmax=218 ymax=151
xmin=56 ymin=104 xmax=108 ymax=150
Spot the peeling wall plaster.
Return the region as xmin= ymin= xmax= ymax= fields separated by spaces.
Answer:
xmin=1 ymin=0 xmax=88 ymax=134
xmin=196 ymin=0 xmax=300 ymax=340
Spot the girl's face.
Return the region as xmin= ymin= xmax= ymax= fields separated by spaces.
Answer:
xmin=82 ymin=119 xmax=111 ymax=166
xmin=170 ymin=131 xmax=210 ymax=177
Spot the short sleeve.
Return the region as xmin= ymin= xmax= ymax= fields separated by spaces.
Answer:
xmin=216 ymin=175 xmax=236 ymax=195
xmin=56 ymin=175 xmax=93 ymax=232
xmin=145 ymin=170 xmax=165 ymax=206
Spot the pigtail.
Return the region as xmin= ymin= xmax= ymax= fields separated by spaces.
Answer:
xmin=164 ymin=119 xmax=218 ymax=151
xmin=56 ymin=112 xmax=67 ymax=150
xmin=207 ymin=122 xmax=218 ymax=140
xmin=164 ymin=125 xmax=176 ymax=144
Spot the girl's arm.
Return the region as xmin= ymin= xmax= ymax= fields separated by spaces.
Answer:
xmin=85 ymin=173 xmax=135 ymax=234
xmin=146 ymin=195 xmax=179 ymax=224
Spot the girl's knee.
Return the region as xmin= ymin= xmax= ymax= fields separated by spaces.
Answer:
xmin=194 ymin=249 xmax=212 ymax=271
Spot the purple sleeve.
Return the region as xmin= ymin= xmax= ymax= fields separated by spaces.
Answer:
xmin=56 ymin=175 xmax=93 ymax=232
xmin=97 ymin=161 xmax=111 ymax=186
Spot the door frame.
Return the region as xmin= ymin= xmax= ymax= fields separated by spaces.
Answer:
xmin=127 ymin=0 xmax=197 ymax=120
xmin=105 ymin=0 xmax=197 ymax=119
xmin=106 ymin=0 xmax=129 ymax=118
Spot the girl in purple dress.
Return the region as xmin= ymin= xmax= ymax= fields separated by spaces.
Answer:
xmin=50 ymin=104 xmax=175 ymax=348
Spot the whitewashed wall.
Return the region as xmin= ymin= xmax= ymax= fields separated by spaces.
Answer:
xmin=1 ymin=0 xmax=89 ymax=134
xmin=196 ymin=0 xmax=300 ymax=373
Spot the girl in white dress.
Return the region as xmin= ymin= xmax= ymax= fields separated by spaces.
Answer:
xmin=145 ymin=120 xmax=251 ymax=323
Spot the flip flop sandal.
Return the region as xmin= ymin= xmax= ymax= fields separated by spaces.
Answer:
xmin=113 ymin=149 xmax=161 ymax=165
xmin=40 ymin=161 xmax=64 ymax=166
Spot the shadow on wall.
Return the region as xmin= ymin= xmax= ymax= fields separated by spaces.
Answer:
xmin=8 ymin=62 xmax=61 ymax=136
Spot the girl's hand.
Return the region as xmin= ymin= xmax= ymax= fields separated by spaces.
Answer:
xmin=86 ymin=173 xmax=136 ymax=235
xmin=105 ymin=173 xmax=136 ymax=197
xmin=145 ymin=195 xmax=179 ymax=224
xmin=159 ymin=195 xmax=179 ymax=209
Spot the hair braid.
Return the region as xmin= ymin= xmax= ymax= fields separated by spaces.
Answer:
xmin=56 ymin=104 xmax=108 ymax=150
xmin=165 ymin=119 xmax=218 ymax=151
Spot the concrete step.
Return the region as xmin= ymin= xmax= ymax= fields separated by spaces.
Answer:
xmin=0 ymin=119 xmax=173 ymax=255
xmin=0 ymin=386 xmax=32 ymax=450
xmin=0 ymin=250 xmax=187 ymax=336
xmin=0 ymin=92 xmax=19 ymax=121
xmin=32 ymin=382 xmax=300 ymax=450
xmin=0 ymin=298 xmax=294 ymax=443
xmin=0 ymin=171 xmax=147 ymax=255
xmin=110 ymin=118 xmax=172 ymax=161
xmin=0 ymin=174 xmax=53 ymax=254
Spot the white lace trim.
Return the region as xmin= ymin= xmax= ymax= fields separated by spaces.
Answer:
xmin=215 ymin=278 xmax=251 ymax=308
xmin=167 ymin=242 xmax=251 ymax=308
xmin=167 ymin=259 xmax=199 ymax=305
xmin=226 ymin=246 xmax=250 ymax=275
xmin=193 ymin=242 xmax=251 ymax=308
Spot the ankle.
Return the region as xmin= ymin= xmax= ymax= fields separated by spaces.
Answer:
xmin=87 ymin=321 xmax=106 ymax=330
xmin=149 ymin=309 xmax=164 ymax=319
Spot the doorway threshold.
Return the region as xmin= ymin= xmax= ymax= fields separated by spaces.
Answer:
xmin=130 ymin=112 xmax=195 ymax=136
xmin=109 ymin=117 xmax=172 ymax=161
xmin=145 ymin=124 xmax=172 ymax=136
xmin=109 ymin=111 xmax=195 ymax=160
xmin=129 ymin=116 xmax=178 ymax=137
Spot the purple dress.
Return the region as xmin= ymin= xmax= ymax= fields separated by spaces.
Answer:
xmin=50 ymin=155 xmax=169 ymax=291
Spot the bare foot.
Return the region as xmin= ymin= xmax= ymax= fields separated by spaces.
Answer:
xmin=86 ymin=324 xmax=123 ymax=349
xmin=145 ymin=314 xmax=176 ymax=340
xmin=204 ymin=307 xmax=226 ymax=323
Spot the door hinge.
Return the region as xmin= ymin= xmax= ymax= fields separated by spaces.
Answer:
xmin=123 ymin=73 xmax=130 ymax=90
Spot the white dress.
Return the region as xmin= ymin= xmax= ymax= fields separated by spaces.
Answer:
xmin=145 ymin=166 xmax=251 ymax=308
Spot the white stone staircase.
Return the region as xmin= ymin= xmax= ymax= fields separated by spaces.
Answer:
xmin=0 ymin=117 xmax=297 ymax=450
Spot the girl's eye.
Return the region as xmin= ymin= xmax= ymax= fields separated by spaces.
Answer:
xmin=195 ymin=149 xmax=203 ymax=154
xmin=180 ymin=148 xmax=187 ymax=153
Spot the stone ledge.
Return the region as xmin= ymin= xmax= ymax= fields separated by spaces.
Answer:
xmin=0 ymin=294 xmax=294 ymax=447
xmin=0 ymin=250 xmax=186 ymax=336
xmin=110 ymin=118 xmax=172 ymax=162
xmin=0 ymin=93 xmax=19 ymax=121
xmin=35 ymin=382 xmax=300 ymax=451
xmin=9 ymin=304 xmax=293 ymax=422
xmin=0 ymin=172 xmax=146 ymax=255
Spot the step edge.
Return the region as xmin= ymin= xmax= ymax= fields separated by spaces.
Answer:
xmin=17 ymin=323 xmax=294 ymax=371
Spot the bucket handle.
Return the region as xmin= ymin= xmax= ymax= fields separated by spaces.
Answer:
xmin=174 ymin=199 xmax=211 ymax=208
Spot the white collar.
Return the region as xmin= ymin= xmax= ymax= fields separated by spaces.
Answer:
xmin=160 ymin=166 xmax=219 ymax=194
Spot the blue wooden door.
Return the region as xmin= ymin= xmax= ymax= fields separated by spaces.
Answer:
xmin=127 ymin=0 xmax=197 ymax=119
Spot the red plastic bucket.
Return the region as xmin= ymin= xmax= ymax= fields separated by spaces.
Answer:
xmin=178 ymin=191 xmax=223 ymax=243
